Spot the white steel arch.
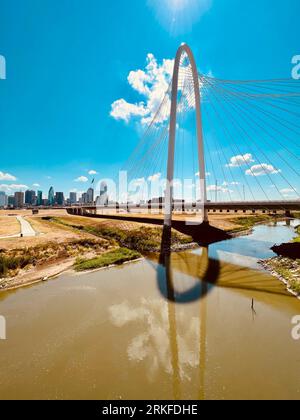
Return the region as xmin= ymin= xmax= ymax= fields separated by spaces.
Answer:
xmin=164 ymin=44 xmax=208 ymax=227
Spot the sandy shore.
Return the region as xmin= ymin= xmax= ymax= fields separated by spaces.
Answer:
xmin=0 ymin=257 xmax=76 ymax=292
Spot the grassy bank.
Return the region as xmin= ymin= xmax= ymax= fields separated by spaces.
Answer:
xmin=262 ymin=222 xmax=300 ymax=296
xmin=293 ymin=225 xmax=300 ymax=243
xmin=74 ymin=248 xmax=141 ymax=272
xmin=229 ymin=215 xmax=273 ymax=233
xmin=45 ymin=217 xmax=194 ymax=252
xmin=0 ymin=238 xmax=110 ymax=278
xmin=263 ymin=257 xmax=300 ymax=295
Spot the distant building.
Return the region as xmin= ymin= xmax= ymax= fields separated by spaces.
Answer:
xmin=36 ymin=191 xmax=43 ymax=206
xmin=0 ymin=191 xmax=8 ymax=208
xmin=87 ymin=188 xmax=94 ymax=204
xmin=14 ymin=192 xmax=24 ymax=208
xmin=69 ymin=192 xmax=77 ymax=205
xmin=55 ymin=192 xmax=64 ymax=206
xmin=81 ymin=192 xmax=88 ymax=204
xmin=7 ymin=196 xmax=15 ymax=207
xmin=97 ymin=181 xmax=108 ymax=206
xmin=48 ymin=187 xmax=55 ymax=206
xmin=42 ymin=199 xmax=48 ymax=206
xmin=25 ymin=190 xmax=36 ymax=206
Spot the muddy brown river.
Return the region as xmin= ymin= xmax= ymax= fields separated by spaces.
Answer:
xmin=0 ymin=220 xmax=299 ymax=400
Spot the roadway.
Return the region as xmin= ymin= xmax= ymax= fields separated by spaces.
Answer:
xmin=16 ymin=216 xmax=36 ymax=237
xmin=0 ymin=216 xmax=37 ymax=239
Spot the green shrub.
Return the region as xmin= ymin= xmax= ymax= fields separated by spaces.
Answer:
xmin=74 ymin=248 xmax=141 ymax=272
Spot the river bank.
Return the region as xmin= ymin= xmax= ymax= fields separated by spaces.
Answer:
xmin=0 ymin=212 xmax=296 ymax=293
xmin=0 ymin=215 xmax=195 ymax=291
xmin=260 ymin=223 xmax=300 ymax=298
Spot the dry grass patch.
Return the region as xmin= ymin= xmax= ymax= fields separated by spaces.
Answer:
xmin=0 ymin=216 xmax=20 ymax=236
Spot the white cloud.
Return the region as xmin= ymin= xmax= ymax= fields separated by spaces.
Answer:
xmin=111 ymin=53 xmax=174 ymax=125
xmin=227 ymin=154 xmax=254 ymax=168
xmin=246 ymin=164 xmax=281 ymax=177
xmin=74 ymin=176 xmax=89 ymax=183
xmin=0 ymin=171 xmax=17 ymax=181
xmin=110 ymin=49 xmax=214 ymax=127
xmin=195 ymin=172 xmax=211 ymax=177
xmin=280 ymin=188 xmax=296 ymax=194
xmin=280 ymin=188 xmax=297 ymax=198
xmin=88 ymin=170 xmax=98 ymax=175
xmin=148 ymin=173 xmax=161 ymax=182
xmin=207 ymin=184 xmax=232 ymax=193
xmin=223 ymin=181 xmax=240 ymax=186
xmin=33 ymin=183 xmax=40 ymax=187
xmin=0 ymin=184 xmax=28 ymax=192
xmin=110 ymin=99 xmax=148 ymax=123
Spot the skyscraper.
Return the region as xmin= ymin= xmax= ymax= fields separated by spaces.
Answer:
xmin=0 ymin=191 xmax=8 ymax=208
xmin=25 ymin=190 xmax=36 ymax=206
xmin=81 ymin=192 xmax=88 ymax=204
xmin=55 ymin=192 xmax=64 ymax=206
xmin=48 ymin=187 xmax=55 ymax=206
xmin=87 ymin=188 xmax=94 ymax=204
xmin=36 ymin=191 xmax=43 ymax=206
xmin=98 ymin=181 xmax=108 ymax=206
xmin=69 ymin=192 xmax=77 ymax=205
xmin=7 ymin=196 xmax=14 ymax=207
xmin=14 ymin=192 xmax=24 ymax=208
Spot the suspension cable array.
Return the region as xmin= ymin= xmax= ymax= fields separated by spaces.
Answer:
xmin=121 ymin=52 xmax=300 ymax=207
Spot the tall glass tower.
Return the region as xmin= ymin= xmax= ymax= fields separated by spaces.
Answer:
xmin=37 ymin=191 xmax=43 ymax=206
xmin=48 ymin=187 xmax=55 ymax=206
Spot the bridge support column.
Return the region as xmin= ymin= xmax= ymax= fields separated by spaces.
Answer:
xmin=285 ymin=210 xmax=292 ymax=218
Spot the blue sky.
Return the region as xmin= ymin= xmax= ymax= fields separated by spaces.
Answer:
xmin=0 ymin=0 xmax=299 ymax=200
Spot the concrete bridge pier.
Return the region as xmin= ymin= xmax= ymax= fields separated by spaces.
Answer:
xmin=285 ymin=210 xmax=292 ymax=218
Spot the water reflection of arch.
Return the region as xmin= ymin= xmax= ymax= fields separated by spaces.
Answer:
xmin=163 ymin=232 xmax=208 ymax=400
xmin=157 ymin=226 xmax=220 ymax=303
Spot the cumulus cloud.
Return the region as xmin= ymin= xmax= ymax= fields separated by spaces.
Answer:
xmin=74 ymin=176 xmax=89 ymax=183
xmin=110 ymin=49 xmax=214 ymax=127
xmin=0 ymin=184 xmax=28 ymax=192
xmin=227 ymin=154 xmax=254 ymax=168
xmin=111 ymin=53 xmax=174 ymax=125
xmin=246 ymin=164 xmax=281 ymax=177
xmin=33 ymin=183 xmax=40 ymax=187
xmin=0 ymin=171 xmax=17 ymax=181
xmin=88 ymin=170 xmax=98 ymax=175
xmin=110 ymin=99 xmax=149 ymax=123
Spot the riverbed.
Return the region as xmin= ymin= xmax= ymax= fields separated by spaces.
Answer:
xmin=0 ymin=220 xmax=299 ymax=400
